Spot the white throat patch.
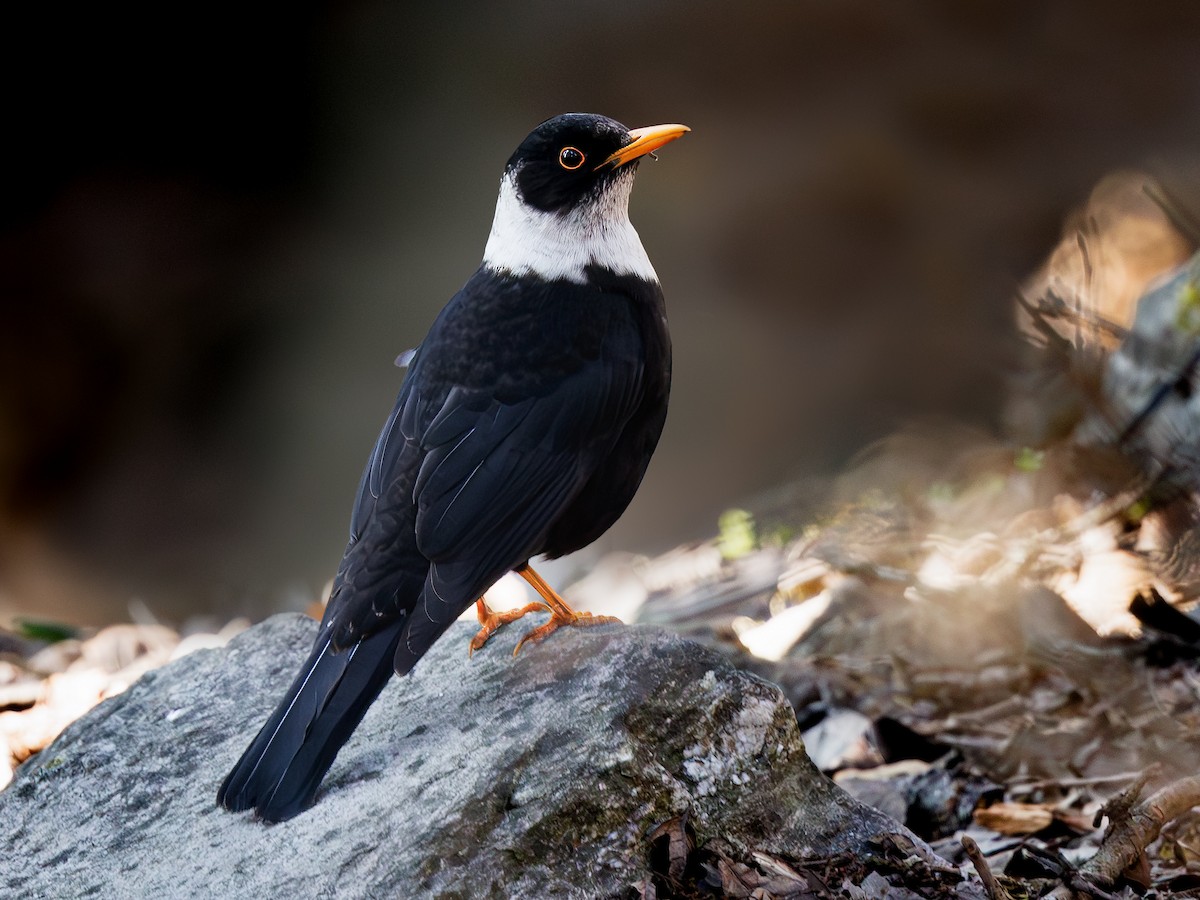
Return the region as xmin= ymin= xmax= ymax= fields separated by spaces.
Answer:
xmin=482 ymin=169 xmax=659 ymax=285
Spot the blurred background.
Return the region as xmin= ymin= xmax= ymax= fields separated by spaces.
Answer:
xmin=3 ymin=0 xmax=1199 ymax=628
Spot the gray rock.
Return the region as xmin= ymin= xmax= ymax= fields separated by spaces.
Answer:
xmin=2 ymin=614 xmax=907 ymax=898
xmin=1078 ymin=252 xmax=1200 ymax=472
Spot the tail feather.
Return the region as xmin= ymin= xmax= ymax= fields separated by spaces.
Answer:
xmin=217 ymin=620 xmax=405 ymax=822
xmin=392 ymin=608 xmax=456 ymax=676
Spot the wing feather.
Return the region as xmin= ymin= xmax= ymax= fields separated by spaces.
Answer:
xmin=412 ymin=353 xmax=643 ymax=608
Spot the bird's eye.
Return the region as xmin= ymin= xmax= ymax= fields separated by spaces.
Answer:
xmin=558 ymin=147 xmax=585 ymax=170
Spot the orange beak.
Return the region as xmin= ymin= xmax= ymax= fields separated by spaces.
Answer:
xmin=597 ymin=123 xmax=691 ymax=169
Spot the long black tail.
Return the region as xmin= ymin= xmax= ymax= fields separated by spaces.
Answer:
xmin=217 ymin=619 xmax=405 ymax=822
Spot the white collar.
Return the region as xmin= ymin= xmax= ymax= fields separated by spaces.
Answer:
xmin=481 ymin=168 xmax=659 ymax=284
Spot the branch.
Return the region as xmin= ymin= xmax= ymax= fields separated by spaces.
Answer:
xmin=962 ymin=834 xmax=1012 ymax=900
xmin=1045 ymin=771 xmax=1200 ymax=899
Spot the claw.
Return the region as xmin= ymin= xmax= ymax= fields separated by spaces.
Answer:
xmin=468 ymin=564 xmax=624 ymax=658
xmin=512 ymin=609 xmax=621 ymax=656
xmin=469 ymin=598 xmax=550 ymax=656
xmin=510 ymin=563 xmax=622 ymax=655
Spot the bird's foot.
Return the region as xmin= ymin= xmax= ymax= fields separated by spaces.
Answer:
xmin=510 ymin=563 xmax=624 ymax=654
xmin=512 ymin=608 xmax=622 ymax=656
xmin=469 ymin=598 xmax=550 ymax=657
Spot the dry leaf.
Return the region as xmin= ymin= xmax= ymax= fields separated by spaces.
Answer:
xmin=974 ymin=802 xmax=1055 ymax=835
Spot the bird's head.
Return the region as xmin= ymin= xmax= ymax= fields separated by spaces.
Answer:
xmin=483 ymin=113 xmax=689 ymax=284
xmin=505 ymin=113 xmax=689 ymax=214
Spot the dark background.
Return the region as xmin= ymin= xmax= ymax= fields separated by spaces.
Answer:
xmin=3 ymin=1 xmax=1199 ymax=627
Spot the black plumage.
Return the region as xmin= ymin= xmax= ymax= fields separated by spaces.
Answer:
xmin=217 ymin=113 xmax=686 ymax=821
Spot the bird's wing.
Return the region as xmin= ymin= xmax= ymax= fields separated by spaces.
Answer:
xmin=407 ymin=351 xmax=644 ymax=616
xmin=345 ymin=379 xmax=416 ymax=545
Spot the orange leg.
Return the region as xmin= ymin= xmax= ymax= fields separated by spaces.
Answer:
xmin=469 ymin=597 xmax=549 ymax=657
xmin=510 ymin=563 xmax=622 ymax=656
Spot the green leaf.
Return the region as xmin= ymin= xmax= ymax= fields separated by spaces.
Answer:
xmin=14 ymin=619 xmax=80 ymax=644
xmin=717 ymin=508 xmax=757 ymax=560
xmin=1014 ymin=447 xmax=1045 ymax=472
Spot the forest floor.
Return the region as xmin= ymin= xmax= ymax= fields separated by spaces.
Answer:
xmin=5 ymin=438 xmax=1200 ymax=900
xmin=5 ymin=176 xmax=1200 ymax=898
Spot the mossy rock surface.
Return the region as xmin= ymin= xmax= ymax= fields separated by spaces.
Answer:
xmin=1 ymin=614 xmax=905 ymax=898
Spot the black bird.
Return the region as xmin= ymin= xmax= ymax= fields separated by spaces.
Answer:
xmin=217 ymin=113 xmax=688 ymax=822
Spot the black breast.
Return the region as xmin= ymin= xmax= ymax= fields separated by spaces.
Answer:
xmin=541 ymin=267 xmax=672 ymax=558
xmin=406 ymin=264 xmax=671 ymax=563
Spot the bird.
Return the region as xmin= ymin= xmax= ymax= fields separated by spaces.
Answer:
xmin=217 ymin=112 xmax=689 ymax=822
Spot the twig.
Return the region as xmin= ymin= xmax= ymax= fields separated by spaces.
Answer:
xmin=1117 ymin=345 xmax=1200 ymax=445
xmin=1045 ymin=769 xmax=1200 ymax=899
xmin=962 ymin=834 xmax=1011 ymax=900
xmin=1076 ymin=227 xmax=1095 ymax=349
xmin=1007 ymin=771 xmax=1142 ymax=792
xmin=926 ymin=695 xmax=1028 ymax=730
xmin=1092 ymin=766 xmax=1156 ymax=829
xmin=1064 ymin=872 xmax=1125 ymax=900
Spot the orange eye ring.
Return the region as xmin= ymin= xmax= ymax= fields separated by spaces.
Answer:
xmin=558 ymin=146 xmax=586 ymax=170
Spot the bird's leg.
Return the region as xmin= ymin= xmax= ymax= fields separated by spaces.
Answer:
xmin=511 ymin=563 xmax=622 ymax=656
xmin=469 ymin=597 xmax=549 ymax=657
